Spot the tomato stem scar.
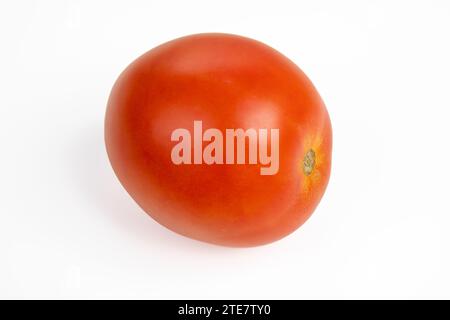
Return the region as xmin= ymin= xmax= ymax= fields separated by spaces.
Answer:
xmin=303 ymin=149 xmax=316 ymax=176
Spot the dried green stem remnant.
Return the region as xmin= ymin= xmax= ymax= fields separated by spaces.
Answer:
xmin=303 ymin=149 xmax=316 ymax=176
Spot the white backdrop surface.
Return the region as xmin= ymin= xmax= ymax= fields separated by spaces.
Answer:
xmin=0 ymin=0 xmax=449 ymax=299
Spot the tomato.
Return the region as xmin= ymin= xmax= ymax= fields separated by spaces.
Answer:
xmin=105 ymin=33 xmax=332 ymax=247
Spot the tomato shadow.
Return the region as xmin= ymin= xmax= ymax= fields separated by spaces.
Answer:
xmin=67 ymin=122 xmax=225 ymax=253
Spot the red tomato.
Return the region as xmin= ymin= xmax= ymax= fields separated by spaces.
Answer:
xmin=105 ymin=33 xmax=332 ymax=247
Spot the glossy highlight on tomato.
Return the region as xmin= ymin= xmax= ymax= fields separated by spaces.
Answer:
xmin=105 ymin=33 xmax=332 ymax=247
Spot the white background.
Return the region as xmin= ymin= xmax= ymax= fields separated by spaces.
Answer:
xmin=1 ymin=0 xmax=450 ymax=299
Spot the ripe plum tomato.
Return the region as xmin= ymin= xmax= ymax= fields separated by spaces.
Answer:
xmin=105 ymin=33 xmax=332 ymax=247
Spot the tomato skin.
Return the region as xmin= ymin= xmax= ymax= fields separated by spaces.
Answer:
xmin=105 ymin=33 xmax=332 ymax=247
